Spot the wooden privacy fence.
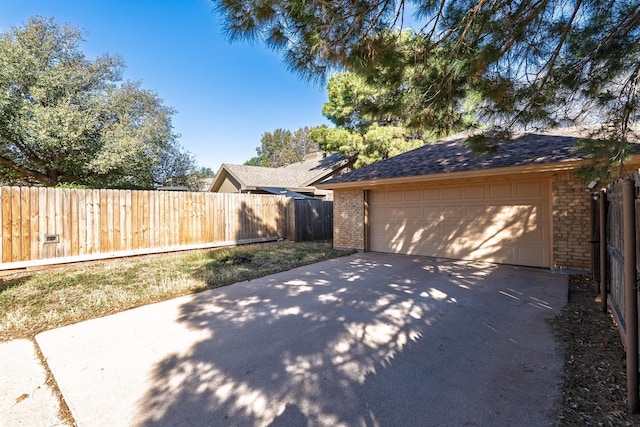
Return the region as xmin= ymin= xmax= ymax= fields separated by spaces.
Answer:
xmin=0 ymin=187 xmax=291 ymax=269
xmin=597 ymin=171 xmax=640 ymax=413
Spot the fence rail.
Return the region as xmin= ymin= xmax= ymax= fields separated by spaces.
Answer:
xmin=0 ymin=187 xmax=291 ymax=269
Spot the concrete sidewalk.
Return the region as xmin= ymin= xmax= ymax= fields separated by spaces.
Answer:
xmin=3 ymin=253 xmax=567 ymax=426
xmin=0 ymin=339 xmax=66 ymax=426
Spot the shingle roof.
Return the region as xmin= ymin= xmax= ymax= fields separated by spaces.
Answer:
xmin=323 ymin=128 xmax=640 ymax=185
xmin=222 ymin=164 xmax=306 ymax=188
xmin=211 ymin=152 xmax=351 ymax=191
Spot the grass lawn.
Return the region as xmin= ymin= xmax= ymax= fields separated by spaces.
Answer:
xmin=0 ymin=241 xmax=353 ymax=341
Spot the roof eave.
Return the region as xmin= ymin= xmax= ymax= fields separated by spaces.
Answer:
xmin=300 ymin=156 xmax=356 ymax=187
xmin=208 ymin=165 xmax=228 ymax=192
xmin=316 ymin=159 xmax=590 ymax=189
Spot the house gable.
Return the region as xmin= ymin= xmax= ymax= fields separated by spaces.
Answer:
xmin=217 ymin=173 xmax=242 ymax=193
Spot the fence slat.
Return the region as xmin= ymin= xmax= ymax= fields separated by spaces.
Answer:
xmin=63 ymin=189 xmax=72 ymax=257
xmin=71 ymin=190 xmax=79 ymax=256
xmin=150 ymin=191 xmax=157 ymax=248
xmin=124 ymin=190 xmax=131 ymax=251
xmin=92 ymin=189 xmax=101 ymax=254
xmin=19 ymin=188 xmax=30 ymax=261
xmin=29 ymin=187 xmax=39 ymax=260
xmin=38 ymin=188 xmax=45 ymax=259
xmin=77 ymin=190 xmax=86 ymax=256
xmin=112 ymin=190 xmax=121 ymax=252
xmin=10 ymin=187 xmax=21 ymax=262
xmin=2 ymin=188 xmax=13 ymax=262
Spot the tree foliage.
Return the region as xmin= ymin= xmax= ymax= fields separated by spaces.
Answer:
xmin=245 ymin=126 xmax=319 ymax=167
xmin=214 ymin=0 xmax=640 ymax=176
xmin=312 ymin=123 xmax=424 ymax=168
xmin=0 ymin=17 xmax=198 ymax=189
xmin=311 ymin=71 xmax=422 ymax=168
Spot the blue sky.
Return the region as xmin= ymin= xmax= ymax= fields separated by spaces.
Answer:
xmin=0 ymin=0 xmax=330 ymax=172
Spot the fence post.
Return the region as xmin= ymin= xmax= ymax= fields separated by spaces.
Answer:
xmin=599 ymin=189 xmax=608 ymax=313
xmin=623 ymin=178 xmax=639 ymax=413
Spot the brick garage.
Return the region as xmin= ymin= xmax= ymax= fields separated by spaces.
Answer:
xmin=320 ymin=130 xmax=640 ymax=272
xmin=333 ymin=188 xmax=365 ymax=250
xmin=551 ymin=170 xmax=593 ymax=270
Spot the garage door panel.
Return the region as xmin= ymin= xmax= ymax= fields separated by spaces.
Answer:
xmin=443 ymin=187 xmax=463 ymax=200
xmin=405 ymin=206 xmax=422 ymax=218
xmin=368 ymin=191 xmax=389 ymax=203
xmin=465 ymin=185 xmax=486 ymax=198
xmin=517 ymin=182 xmax=544 ymax=197
xmin=440 ymin=222 xmax=468 ymax=241
xmin=442 ymin=205 xmax=463 ymax=219
xmin=464 ymin=205 xmax=487 ymax=218
xmin=404 ymin=190 xmax=422 ymax=201
xmin=517 ymin=247 xmax=546 ymax=264
xmin=370 ymin=206 xmax=389 ymax=221
xmin=389 ymin=207 xmax=406 ymax=219
xmin=369 ymin=179 xmax=550 ymax=268
xmin=387 ymin=191 xmax=403 ymax=202
xmin=424 ymin=206 xmax=442 ymax=220
xmin=489 ymin=183 xmax=513 ymax=197
xmin=517 ymin=229 xmax=545 ymax=243
xmin=423 ymin=188 xmax=441 ymax=200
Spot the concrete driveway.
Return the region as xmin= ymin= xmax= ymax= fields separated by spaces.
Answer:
xmin=29 ymin=253 xmax=566 ymax=426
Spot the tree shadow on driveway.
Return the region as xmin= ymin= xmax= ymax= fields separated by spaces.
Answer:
xmin=135 ymin=253 xmax=567 ymax=427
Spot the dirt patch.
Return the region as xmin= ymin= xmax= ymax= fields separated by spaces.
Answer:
xmin=551 ymin=275 xmax=640 ymax=426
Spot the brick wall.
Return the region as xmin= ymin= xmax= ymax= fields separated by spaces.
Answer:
xmin=333 ymin=188 xmax=365 ymax=250
xmin=551 ymin=171 xmax=592 ymax=271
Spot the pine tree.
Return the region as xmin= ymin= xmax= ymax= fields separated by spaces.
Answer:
xmin=215 ymin=0 xmax=640 ymax=176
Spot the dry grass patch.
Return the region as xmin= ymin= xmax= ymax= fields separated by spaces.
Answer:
xmin=0 ymin=241 xmax=352 ymax=340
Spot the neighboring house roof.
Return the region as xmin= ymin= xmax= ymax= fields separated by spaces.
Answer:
xmin=199 ymin=177 xmax=215 ymax=192
xmin=320 ymin=128 xmax=640 ymax=187
xmin=209 ymin=152 xmax=354 ymax=193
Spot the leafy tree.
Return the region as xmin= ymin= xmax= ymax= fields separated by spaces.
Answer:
xmin=245 ymin=126 xmax=319 ymax=167
xmin=180 ymin=166 xmax=216 ymax=191
xmin=214 ymin=0 xmax=640 ymax=177
xmin=0 ymin=17 xmax=198 ymax=188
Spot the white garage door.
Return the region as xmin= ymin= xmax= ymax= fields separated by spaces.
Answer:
xmin=368 ymin=177 xmax=551 ymax=267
